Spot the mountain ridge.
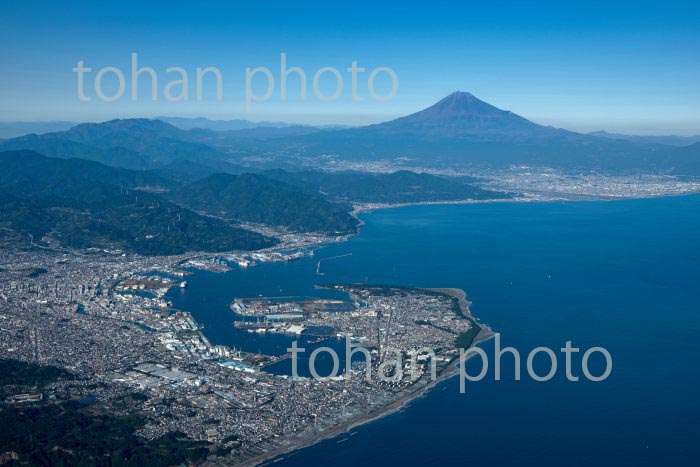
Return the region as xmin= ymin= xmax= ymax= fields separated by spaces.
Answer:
xmin=1 ymin=93 xmax=698 ymax=174
xmin=267 ymin=91 xmax=696 ymax=173
xmin=0 ymin=119 xmax=226 ymax=170
xmin=370 ymin=91 xmax=546 ymax=136
xmin=0 ymin=150 xmax=274 ymax=254
xmin=168 ymin=173 xmax=359 ymax=234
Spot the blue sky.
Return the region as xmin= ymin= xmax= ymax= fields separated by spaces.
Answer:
xmin=1 ymin=0 xmax=698 ymax=134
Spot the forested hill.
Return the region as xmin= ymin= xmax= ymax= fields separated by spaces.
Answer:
xmin=0 ymin=151 xmax=274 ymax=255
xmin=169 ymin=173 xmax=359 ymax=234
xmin=0 ymin=149 xmax=514 ymax=254
xmin=262 ymin=169 xmax=511 ymax=203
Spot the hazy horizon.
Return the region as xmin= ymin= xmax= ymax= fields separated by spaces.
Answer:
xmin=1 ymin=1 xmax=699 ymax=135
xmin=1 ymin=93 xmax=699 ymax=137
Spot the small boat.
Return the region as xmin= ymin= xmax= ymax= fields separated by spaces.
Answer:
xmin=179 ymin=281 xmax=187 ymax=288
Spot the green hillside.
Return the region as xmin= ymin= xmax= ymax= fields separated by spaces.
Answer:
xmin=0 ymin=151 xmax=274 ymax=254
xmin=170 ymin=173 xmax=359 ymax=234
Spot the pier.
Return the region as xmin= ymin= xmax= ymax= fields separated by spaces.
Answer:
xmin=316 ymin=253 xmax=352 ymax=275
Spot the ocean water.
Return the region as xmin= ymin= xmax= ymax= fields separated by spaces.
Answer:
xmin=167 ymin=195 xmax=700 ymax=466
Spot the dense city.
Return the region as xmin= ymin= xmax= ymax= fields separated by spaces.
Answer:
xmin=0 ymin=243 xmax=486 ymax=466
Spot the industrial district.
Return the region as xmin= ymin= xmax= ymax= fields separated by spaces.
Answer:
xmin=0 ymin=243 xmax=489 ymax=465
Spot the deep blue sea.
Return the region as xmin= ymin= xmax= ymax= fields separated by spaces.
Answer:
xmin=168 ymin=195 xmax=700 ymax=466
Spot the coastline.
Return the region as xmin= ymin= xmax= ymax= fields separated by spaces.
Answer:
xmin=350 ymin=196 xmax=533 ymax=218
xmin=306 ymin=191 xmax=700 ymax=258
xmin=170 ymin=199 xmax=516 ymax=466
xmin=152 ymin=194 xmax=698 ymax=466
xmin=234 ymin=286 xmax=494 ymax=467
xmin=426 ymin=287 xmax=495 ymax=339
xmin=178 ymin=204 xmax=499 ymax=466
xmin=167 ymin=192 xmax=699 ymax=269
xmin=348 ymin=190 xmax=700 ymax=224
xmin=240 ymin=359 xmax=476 ymax=467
